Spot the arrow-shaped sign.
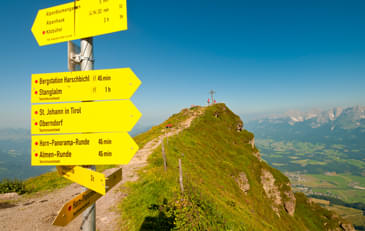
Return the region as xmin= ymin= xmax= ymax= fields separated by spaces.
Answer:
xmin=53 ymin=168 xmax=122 ymax=226
xmin=31 ymin=132 xmax=138 ymax=166
xmin=31 ymin=100 xmax=141 ymax=134
xmin=31 ymin=0 xmax=127 ymax=46
xmin=57 ymin=166 xmax=107 ymax=195
xmin=31 ymin=68 xmax=141 ymax=103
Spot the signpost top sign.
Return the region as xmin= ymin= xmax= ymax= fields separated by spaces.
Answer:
xmin=31 ymin=0 xmax=127 ymax=46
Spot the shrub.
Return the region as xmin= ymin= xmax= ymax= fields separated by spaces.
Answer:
xmin=0 ymin=179 xmax=27 ymax=194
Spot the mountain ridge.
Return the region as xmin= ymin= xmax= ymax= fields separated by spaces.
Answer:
xmin=120 ymin=103 xmax=355 ymax=230
xmin=0 ymin=104 xmax=356 ymax=230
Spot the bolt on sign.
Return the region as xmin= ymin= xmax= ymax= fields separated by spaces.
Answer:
xmin=31 ymin=0 xmax=127 ymax=46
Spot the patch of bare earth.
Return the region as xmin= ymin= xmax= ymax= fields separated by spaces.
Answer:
xmin=0 ymin=108 xmax=203 ymax=231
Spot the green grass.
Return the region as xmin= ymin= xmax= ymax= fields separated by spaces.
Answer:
xmin=294 ymin=192 xmax=339 ymax=231
xmin=24 ymin=171 xmax=71 ymax=193
xmin=119 ymin=104 xmax=349 ymax=231
xmin=291 ymin=160 xmax=327 ymax=167
xmin=0 ymin=179 xmax=27 ymax=194
xmin=134 ymin=106 xmax=203 ymax=148
xmin=289 ymin=173 xmax=365 ymax=204
xmin=324 ymin=204 xmax=365 ymax=229
xmin=256 ymin=139 xmax=363 ymax=171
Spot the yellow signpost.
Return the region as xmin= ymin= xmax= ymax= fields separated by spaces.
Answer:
xmin=53 ymin=168 xmax=122 ymax=226
xmin=57 ymin=166 xmax=106 ymax=195
xmin=31 ymin=68 xmax=141 ymax=103
xmin=31 ymin=0 xmax=127 ymax=46
xmin=31 ymin=100 xmax=141 ymax=134
xmin=32 ymin=0 xmax=139 ymax=228
xmin=31 ymin=132 xmax=138 ymax=166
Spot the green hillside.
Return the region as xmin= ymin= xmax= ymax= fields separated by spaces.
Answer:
xmin=119 ymin=104 xmax=354 ymax=231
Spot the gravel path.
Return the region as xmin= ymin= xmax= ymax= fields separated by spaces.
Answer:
xmin=0 ymin=108 xmax=202 ymax=231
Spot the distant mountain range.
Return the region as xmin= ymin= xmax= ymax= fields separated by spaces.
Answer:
xmin=257 ymin=105 xmax=364 ymax=129
xmin=245 ymin=106 xmax=365 ymax=146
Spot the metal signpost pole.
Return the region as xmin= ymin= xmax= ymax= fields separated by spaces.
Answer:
xmin=79 ymin=37 xmax=96 ymax=231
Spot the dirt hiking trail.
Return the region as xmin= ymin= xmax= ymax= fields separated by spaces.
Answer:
xmin=0 ymin=108 xmax=203 ymax=231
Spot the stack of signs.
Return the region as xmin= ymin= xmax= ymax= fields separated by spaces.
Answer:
xmin=31 ymin=68 xmax=141 ymax=195
xmin=31 ymin=0 xmax=141 ymax=227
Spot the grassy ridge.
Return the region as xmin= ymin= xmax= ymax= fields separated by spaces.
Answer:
xmin=119 ymin=104 xmax=349 ymax=230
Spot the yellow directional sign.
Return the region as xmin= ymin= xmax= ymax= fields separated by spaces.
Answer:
xmin=57 ymin=166 xmax=106 ymax=195
xmin=53 ymin=168 xmax=122 ymax=226
xmin=31 ymin=133 xmax=138 ymax=166
xmin=31 ymin=0 xmax=127 ymax=46
xmin=76 ymin=0 xmax=127 ymax=40
xmin=31 ymin=68 xmax=141 ymax=103
xmin=31 ymin=100 xmax=141 ymax=134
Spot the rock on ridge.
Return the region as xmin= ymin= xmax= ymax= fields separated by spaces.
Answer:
xmin=283 ymin=183 xmax=296 ymax=216
xmin=260 ymin=169 xmax=282 ymax=215
xmin=260 ymin=169 xmax=296 ymax=217
xmin=235 ymin=172 xmax=250 ymax=194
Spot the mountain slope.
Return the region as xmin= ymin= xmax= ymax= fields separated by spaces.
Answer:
xmin=120 ymin=104 xmax=354 ymax=231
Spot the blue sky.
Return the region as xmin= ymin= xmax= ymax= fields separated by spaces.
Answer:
xmin=0 ymin=0 xmax=364 ymax=128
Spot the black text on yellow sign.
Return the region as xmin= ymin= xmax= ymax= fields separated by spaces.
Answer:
xmin=31 ymin=100 xmax=141 ymax=134
xmin=31 ymin=133 xmax=138 ymax=166
xmin=53 ymin=168 xmax=122 ymax=226
xmin=31 ymin=0 xmax=128 ymax=46
xmin=31 ymin=68 xmax=141 ymax=103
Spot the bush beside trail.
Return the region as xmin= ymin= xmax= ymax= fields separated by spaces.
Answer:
xmin=0 ymin=179 xmax=27 ymax=194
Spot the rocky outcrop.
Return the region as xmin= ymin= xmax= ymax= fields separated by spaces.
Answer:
xmin=261 ymin=169 xmax=282 ymax=215
xmin=340 ymin=223 xmax=355 ymax=231
xmin=283 ymin=185 xmax=296 ymax=216
xmin=253 ymin=151 xmax=261 ymax=160
xmin=236 ymin=123 xmax=243 ymax=132
xmin=236 ymin=172 xmax=250 ymax=194
xmin=248 ymin=137 xmax=255 ymax=149
xmin=261 ymin=170 xmax=296 ymax=216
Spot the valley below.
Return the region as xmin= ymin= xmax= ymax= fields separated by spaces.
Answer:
xmin=245 ymin=106 xmax=365 ymax=230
